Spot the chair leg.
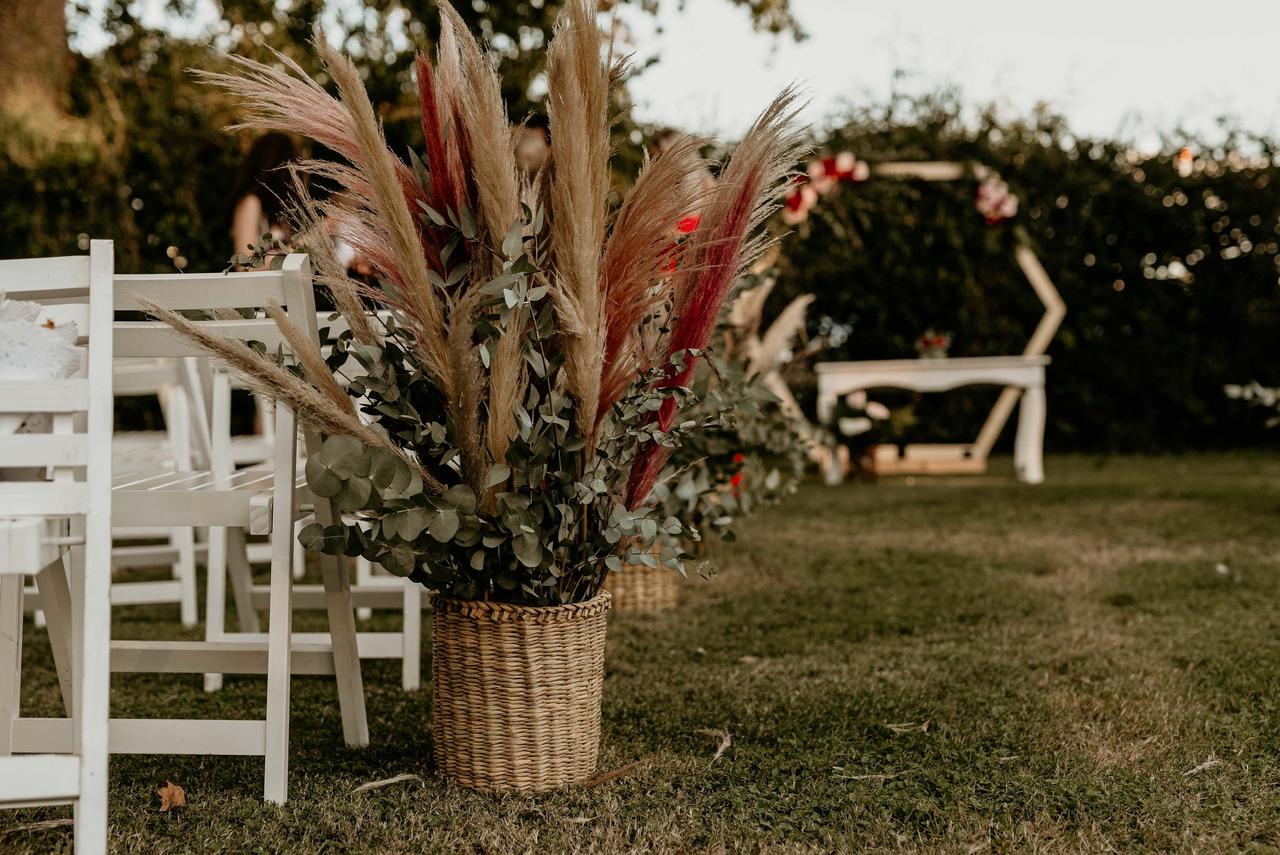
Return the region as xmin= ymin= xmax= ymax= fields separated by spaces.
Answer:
xmin=226 ymin=527 xmax=261 ymax=633
xmin=77 ymin=515 xmax=111 ymax=855
xmin=173 ymin=526 xmax=198 ymax=628
xmin=203 ymin=526 xmax=227 ymax=693
xmin=355 ymin=557 xmax=373 ymax=621
xmin=320 ymin=551 xmax=369 ymax=746
xmin=33 ymin=557 xmax=75 ymax=715
xmin=0 ymin=575 xmax=24 ymax=755
xmin=1015 ymin=385 xmax=1047 ymax=485
xmin=262 ymin=522 xmax=295 ymax=804
xmin=401 ymin=580 xmax=421 ymax=692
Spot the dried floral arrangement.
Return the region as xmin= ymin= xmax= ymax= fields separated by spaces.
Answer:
xmin=650 ymin=275 xmax=811 ymax=543
xmin=150 ymin=0 xmax=805 ymax=605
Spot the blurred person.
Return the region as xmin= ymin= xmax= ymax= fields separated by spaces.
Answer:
xmin=227 ymin=132 xmax=298 ymax=262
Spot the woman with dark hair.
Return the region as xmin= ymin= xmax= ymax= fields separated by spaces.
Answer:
xmin=227 ymin=132 xmax=299 ymax=261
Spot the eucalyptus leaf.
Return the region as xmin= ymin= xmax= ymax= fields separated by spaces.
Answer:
xmin=513 ymin=531 xmax=542 ymax=568
xmin=335 ymin=475 xmax=374 ymax=512
xmin=428 ymin=509 xmax=460 ymax=543
xmin=298 ymin=523 xmax=346 ymax=555
xmin=381 ymin=545 xmax=417 ymax=577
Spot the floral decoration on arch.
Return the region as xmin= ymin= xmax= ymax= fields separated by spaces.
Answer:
xmin=782 ymin=152 xmax=869 ymax=224
xmin=782 ymin=155 xmax=1022 ymax=227
xmin=975 ymin=174 xmax=1018 ymax=224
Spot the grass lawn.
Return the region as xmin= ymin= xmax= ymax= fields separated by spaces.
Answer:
xmin=3 ymin=453 xmax=1279 ymax=853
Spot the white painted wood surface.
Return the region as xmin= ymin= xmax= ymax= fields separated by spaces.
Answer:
xmin=0 ymin=241 xmax=114 ymax=854
xmin=8 ymin=253 xmax=368 ymax=807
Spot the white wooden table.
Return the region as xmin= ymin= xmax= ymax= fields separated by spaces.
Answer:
xmin=816 ymin=355 xmax=1049 ymax=484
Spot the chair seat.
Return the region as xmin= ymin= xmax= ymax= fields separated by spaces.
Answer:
xmin=0 ymin=516 xmax=72 ymax=575
xmin=112 ymin=468 xmax=308 ymax=535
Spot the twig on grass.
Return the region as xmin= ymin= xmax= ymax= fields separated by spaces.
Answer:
xmin=1183 ymin=757 xmax=1222 ymax=778
xmin=352 ymin=773 xmax=424 ymax=793
xmin=0 ymin=818 xmax=74 ymax=835
xmin=885 ymin=720 xmax=930 ymax=735
xmin=583 ymin=759 xmax=645 ymax=788
xmin=832 ymin=769 xmax=906 ymax=782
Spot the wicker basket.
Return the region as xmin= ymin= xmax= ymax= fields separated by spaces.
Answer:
xmin=429 ymin=592 xmax=611 ymax=794
xmin=604 ymin=561 xmax=680 ymax=612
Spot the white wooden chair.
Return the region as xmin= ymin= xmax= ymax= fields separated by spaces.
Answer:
xmin=0 ymin=241 xmax=113 ymax=853
xmin=109 ymin=358 xmax=207 ymax=624
xmin=9 ymin=254 xmax=368 ymax=804
xmin=209 ymin=312 xmax=423 ymax=692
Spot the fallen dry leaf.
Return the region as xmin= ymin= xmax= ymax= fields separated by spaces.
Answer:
xmin=157 ymin=781 xmax=186 ymax=812
xmin=697 ymin=728 xmax=732 ymax=764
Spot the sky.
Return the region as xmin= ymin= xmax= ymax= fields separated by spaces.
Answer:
xmin=76 ymin=0 xmax=1280 ymax=148
xmin=619 ymin=0 xmax=1280 ymax=147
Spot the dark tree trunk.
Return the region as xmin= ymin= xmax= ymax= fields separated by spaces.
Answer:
xmin=0 ymin=0 xmax=71 ymax=111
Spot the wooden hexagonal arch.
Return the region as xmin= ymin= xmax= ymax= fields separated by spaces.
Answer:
xmin=815 ymin=161 xmax=1066 ymax=483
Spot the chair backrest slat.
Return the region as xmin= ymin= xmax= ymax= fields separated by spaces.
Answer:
xmin=0 ymin=379 xmax=88 ymax=413
xmin=114 ymin=319 xmax=288 ymax=358
xmin=113 ymin=257 xmax=308 ymax=362
xmin=0 ymin=242 xmax=112 ymax=519
xmin=113 ymin=359 xmax=180 ymax=396
xmin=0 ymin=435 xmax=88 ymax=468
xmin=0 ymin=483 xmax=89 ymax=516
xmin=115 ymin=271 xmax=289 ymax=310
xmin=0 ymin=255 xmax=90 ymax=300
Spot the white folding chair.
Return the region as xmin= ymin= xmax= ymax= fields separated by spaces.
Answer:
xmin=209 ymin=312 xmax=423 ymax=692
xmin=0 ymin=241 xmax=113 ymax=853
xmin=109 ymin=358 xmax=207 ymax=625
xmin=10 ymin=254 xmax=368 ymax=805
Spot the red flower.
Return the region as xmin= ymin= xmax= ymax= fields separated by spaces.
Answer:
xmin=660 ymin=215 xmax=702 ymax=274
xmin=730 ymin=470 xmax=744 ymax=496
xmin=732 ymin=452 xmax=745 ymax=464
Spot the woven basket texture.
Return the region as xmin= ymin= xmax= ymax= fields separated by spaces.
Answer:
xmin=429 ymin=591 xmax=611 ymax=794
xmin=603 ymin=562 xmax=680 ymax=612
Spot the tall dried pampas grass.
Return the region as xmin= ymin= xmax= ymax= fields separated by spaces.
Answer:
xmin=625 ymin=88 xmax=808 ymax=508
xmin=176 ymin=0 xmax=803 ymax=520
xmin=546 ymin=0 xmax=614 ymax=439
